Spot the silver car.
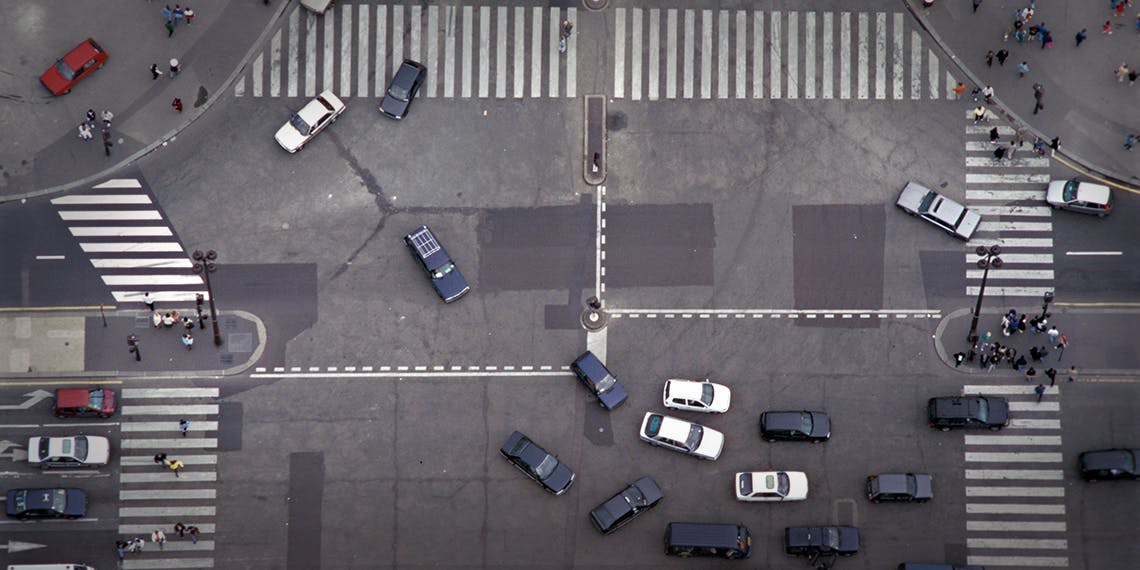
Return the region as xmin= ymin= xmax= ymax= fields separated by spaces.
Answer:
xmin=274 ymin=90 xmax=346 ymax=153
xmin=896 ymin=182 xmax=981 ymax=240
xmin=28 ymin=435 xmax=110 ymax=469
xmin=1046 ymin=178 xmax=1112 ymax=217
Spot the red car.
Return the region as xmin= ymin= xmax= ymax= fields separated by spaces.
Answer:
xmin=40 ymin=38 xmax=108 ymax=95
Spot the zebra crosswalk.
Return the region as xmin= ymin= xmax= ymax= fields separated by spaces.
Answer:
xmin=50 ymin=178 xmax=205 ymax=304
xmin=613 ymin=8 xmax=959 ymax=100
xmin=962 ymin=384 xmax=1069 ymax=568
xmin=236 ymin=3 xmax=577 ymax=99
xmin=118 ymin=387 xmax=220 ymax=569
xmin=962 ymin=118 xmax=1055 ymax=299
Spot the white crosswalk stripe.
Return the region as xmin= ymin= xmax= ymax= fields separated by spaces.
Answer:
xmin=612 ymin=8 xmax=957 ymax=100
xmin=118 ymin=387 xmax=220 ymax=569
xmin=237 ymin=3 xmax=577 ymax=99
xmin=962 ymin=384 xmax=1070 ymax=568
xmin=50 ymin=179 xmax=207 ymax=304
xmin=962 ymin=113 xmax=1054 ymax=299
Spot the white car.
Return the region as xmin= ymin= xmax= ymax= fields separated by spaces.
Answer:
xmin=639 ymin=412 xmax=724 ymax=461
xmin=895 ymin=181 xmax=981 ymax=240
xmin=274 ymin=90 xmax=346 ymax=153
xmin=735 ymin=471 xmax=809 ymax=502
xmin=662 ymin=378 xmax=731 ymax=413
xmin=1046 ymin=178 xmax=1112 ymax=217
xmin=28 ymin=435 xmax=110 ymax=469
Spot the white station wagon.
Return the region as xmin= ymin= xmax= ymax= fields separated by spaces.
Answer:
xmin=735 ymin=470 xmax=809 ymax=502
xmin=662 ymin=378 xmax=731 ymax=413
xmin=639 ymin=412 xmax=724 ymax=461
xmin=28 ymin=435 xmax=110 ymax=469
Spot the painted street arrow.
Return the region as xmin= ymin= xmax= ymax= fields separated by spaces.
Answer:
xmin=0 ymin=389 xmax=52 ymax=411
xmin=0 ymin=440 xmax=28 ymax=462
xmin=0 ymin=540 xmax=47 ymax=553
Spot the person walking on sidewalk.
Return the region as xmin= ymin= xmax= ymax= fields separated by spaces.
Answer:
xmin=172 ymin=97 xmax=183 ymax=112
xmin=1017 ymin=61 xmax=1030 ymax=77
xmin=1032 ymin=83 xmax=1045 ymax=114
xmin=184 ymin=6 xmax=195 ymax=24
xmin=102 ymin=127 xmax=112 ymax=157
xmin=170 ymin=58 xmax=181 ymax=78
xmin=182 ymin=332 xmax=194 ymax=350
xmin=996 ymin=49 xmax=1009 ymax=65
xmin=150 ymin=63 xmax=163 ymax=80
xmin=985 ymin=50 xmax=995 ymax=67
xmin=981 ymin=85 xmax=995 ymax=104
xmin=179 ymin=418 xmax=190 ymax=436
xmin=1035 ymin=383 xmax=1046 ymax=402
xmin=1046 ymin=367 xmax=1058 ymax=386
xmin=1075 ymin=28 xmax=1088 ymax=46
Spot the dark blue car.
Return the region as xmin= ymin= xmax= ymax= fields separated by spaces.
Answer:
xmin=571 ymin=351 xmax=629 ymax=410
xmin=6 ymin=488 xmax=87 ymax=519
xmin=404 ymin=225 xmax=470 ymax=303
xmin=500 ymin=431 xmax=575 ymax=495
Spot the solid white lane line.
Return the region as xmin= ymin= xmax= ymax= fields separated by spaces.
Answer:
xmin=965 ymin=452 xmax=1063 ymax=463
xmin=966 ymin=486 xmax=1064 ymax=497
xmin=91 ymin=259 xmax=194 ymax=269
xmin=965 ymin=269 xmax=1054 ymax=279
xmin=101 ymin=276 xmax=204 ymax=286
xmin=966 ymin=286 xmax=1056 ymax=296
xmin=60 ymin=211 xmax=162 ymax=221
xmin=770 ymin=10 xmax=781 ymax=98
xmin=123 ymin=388 xmax=220 ymax=398
xmin=857 ymin=12 xmax=867 ymax=99
xmin=1065 ymin=251 xmax=1123 ymax=256
xmin=735 ymin=10 xmax=746 ymax=99
xmin=965 ymin=237 xmax=1053 ymax=248
xmin=967 ymin=521 xmax=1066 ymax=532
xmin=968 ymin=538 xmax=1068 ymax=550
xmin=966 ymin=503 xmax=1065 ymax=514
xmin=965 ymin=252 xmax=1053 ymax=263
xmin=122 ymin=404 xmax=220 ymax=415
xmin=786 ymin=12 xmax=797 ymax=99
xmin=86 ymin=244 xmax=185 ymax=256
xmin=964 ymin=435 xmax=1062 ymax=446
xmin=52 ymin=195 xmax=152 ymax=205
xmin=839 ymin=12 xmax=850 ymax=98
xmin=35 ymin=255 xmax=65 ymax=260
xmin=965 ymin=469 xmax=1064 ymax=480
xmin=288 ymin=7 xmax=299 ymax=97
xmin=966 ymin=556 xmax=1069 ymax=567
xmin=69 ymin=227 xmax=172 ymax=237
xmin=121 ymin=489 xmax=217 ymax=500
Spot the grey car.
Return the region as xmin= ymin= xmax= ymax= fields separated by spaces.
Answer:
xmin=379 ymin=60 xmax=426 ymax=120
xmin=896 ymin=182 xmax=981 ymax=240
xmin=866 ymin=473 xmax=934 ymax=503
xmin=1046 ymin=178 xmax=1112 ymax=217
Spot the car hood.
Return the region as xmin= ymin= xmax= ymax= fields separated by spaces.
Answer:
xmin=1045 ymin=180 xmax=1067 ymax=204
xmin=63 ymin=488 xmax=88 ymax=516
xmin=953 ymin=208 xmax=982 ymax=240
xmin=85 ymin=436 xmax=112 ymax=464
xmin=380 ymin=96 xmax=411 ymax=119
xmin=835 ymin=526 xmax=860 ymax=552
xmin=785 ymin=471 xmax=810 ymax=500
xmin=896 ymin=182 xmax=930 ymax=211
xmin=597 ymin=381 xmax=629 ymax=410
xmin=708 ymin=384 xmax=731 ymax=412
xmin=274 ymin=123 xmax=307 ymax=153
xmin=39 ymin=66 xmax=69 ymax=94
xmin=987 ymin=398 xmax=1010 ymax=425
xmin=913 ymin=474 xmax=934 ymax=500
xmin=431 ymin=266 xmax=470 ymax=302
xmin=810 ymin=413 xmax=831 ymax=438
xmin=694 ymin=426 xmax=724 ymax=460
xmin=543 ymin=463 xmax=575 ymax=495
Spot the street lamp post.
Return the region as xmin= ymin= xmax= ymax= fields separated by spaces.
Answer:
xmin=195 ymin=293 xmax=206 ymax=331
xmin=191 ymin=250 xmax=222 ymax=347
xmin=1038 ymin=290 xmax=1054 ymax=321
xmin=967 ymin=245 xmax=1003 ymax=344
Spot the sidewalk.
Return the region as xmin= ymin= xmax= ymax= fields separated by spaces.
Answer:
xmin=934 ymin=305 xmax=1140 ymax=376
xmin=0 ymin=308 xmax=264 ymax=378
xmin=915 ymin=0 xmax=1140 ymax=186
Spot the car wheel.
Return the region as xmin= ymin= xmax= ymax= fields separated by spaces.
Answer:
xmin=939 ymin=427 xmax=950 ymax=432
xmin=677 ymin=550 xmax=691 ymax=558
xmin=811 ymin=439 xmax=821 ymax=444
xmin=765 ymin=437 xmax=777 ymax=443
xmin=989 ymin=425 xmax=1001 ymax=431
xmin=840 ymin=552 xmax=855 ymax=557
xmin=98 ymin=413 xmax=110 ymax=419
xmin=66 ymin=515 xmax=81 ymax=520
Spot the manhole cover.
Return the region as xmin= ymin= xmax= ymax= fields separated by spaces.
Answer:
xmin=219 ymin=354 xmax=235 ymax=366
xmin=221 ymin=316 xmax=240 ymax=331
xmin=227 ymin=332 xmax=252 ymax=353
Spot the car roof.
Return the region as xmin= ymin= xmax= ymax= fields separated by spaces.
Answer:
xmin=872 ymin=473 xmax=912 ymax=492
xmin=897 ymin=182 xmax=933 ymax=210
xmin=573 ymin=352 xmax=610 ymax=382
xmin=297 ymin=94 xmax=337 ymax=124
xmin=763 ymin=410 xmax=808 ymax=429
xmin=654 ymin=415 xmax=693 ymax=442
xmin=55 ymin=387 xmax=100 ymax=408
xmin=665 ymin=379 xmax=707 ymax=400
xmin=1074 ymin=181 xmax=1111 ymax=204
xmin=62 ymin=39 xmax=103 ymax=68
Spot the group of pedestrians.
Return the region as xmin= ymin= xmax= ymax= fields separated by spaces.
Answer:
xmin=143 ymin=292 xmax=197 ymax=350
xmin=115 ymin=522 xmax=201 ymax=560
xmin=161 ymin=4 xmax=196 ymax=37
xmin=75 ymin=108 xmax=115 ymax=156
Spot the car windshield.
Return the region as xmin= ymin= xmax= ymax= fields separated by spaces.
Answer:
xmin=625 ymin=486 xmax=647 ymax=507
xmin=54 ymin=59 xmax=77 ymax=80
xmin=1063 ymin=180 xmax=1078 ymax=201
xmin=822 ymin=527 xmax=840 ymax=550
xmin=776 ymin=472 xmax=790 ymax=495
xmin=700 ymin=383 xmax=715 ymax=405
xmin=431 ymin=262 xmax=455 ymax=279
xmin=976 ymin=399 xmax=990 ymax=422
xmin=684 ymin=424 xmax=703 ymax=451
xmin=645 ymin=415 xmax=663 ymax=436
xmin=88 ymin=389 xmax=104 ymax=408
xmin=534 ymin=454 xmax=557 ymax=479
xmin=73 ymin=436 xmax=88 ymax=461
xmin=49 ymin=489 xmax=66 ymax=511
xmin=388 ymin=83 xmax=411 ymax=100
xmin=288 ymin=114 xmax=313 ymax=136
xmin=595 ymin=374 xmax=617 ymax=394
xmin=800 ymin=413 xmax=814 ymax=435
xmin=917 ymin=191 xmax=937 ymax=213
xmin=13 ymin=490 xmax=27 ymax=511
xmin=906 ymin=475 xmax=917 ymax=496
xmin=38 ymin=438 xmax=51 ymax=457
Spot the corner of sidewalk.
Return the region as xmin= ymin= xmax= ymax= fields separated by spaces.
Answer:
xmin=0 ymin=307 xmax=267 ymax=380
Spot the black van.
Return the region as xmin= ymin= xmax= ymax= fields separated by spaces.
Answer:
xmin=664 ymin=522 xmax=751 ymax=559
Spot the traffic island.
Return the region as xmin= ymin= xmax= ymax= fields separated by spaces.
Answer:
xmin=584 ymin=95 xmax=607 ymax=186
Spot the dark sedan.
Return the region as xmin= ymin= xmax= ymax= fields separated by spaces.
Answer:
xmin=379 ymin=59 xmax=427 ymax=120
xmin=589 ymin=476 xmax=663 ymax=534
xmin=1079 ymin=449 xmax=1139 ymax=481
xmin=785 ymin=525 xmax=860 ymax=557
xmin=571 ymin=351 xmax=629 ymax=410
xmin=6 ymin=488 xmax=87 ymax=520
xmin=759 ymin=410 xmax=830 ymax=442
xmin=500 ymin=431 xmax=574 ymax=495
xmin=866 ymin=473 xmax=934 ymax=503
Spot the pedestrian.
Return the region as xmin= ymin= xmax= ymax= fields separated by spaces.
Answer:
xmin=77 ymin=123 xmax=93 ymax=141
xmin=152 ymin=529 xmax=167 ymax=550
xmin=996 ymin=49 xmax=1009 ymax=65
xmin=1025 ymin=366 xmax=1037 ymax=382
xmin=953 ymin=82 xmax=966 ymax=99
xmin=980 ymin=351 xmax=990 ymax=369
xmin=182 ymin=316 xmax=195 ymax=331
xmin=187 ymin=526 xmax=200 ymax=544
xmin=101 ymin=109 xmax=114 ymax=127
xmin=1017 ymin=61 xmax=1030 ymax=77
xmin=1014 ymin=354 xmax=1028 ymax=371
xmin=1115 ymin=0 xmax=1126 ymax=16
xmin=161 ymin=4 xmax=173 ymax=20
xmin=993 ymin=146 xmax=1006 ymax=160
xmin=989 ymin=127 xmax=1000 ymax=144
xmin=1017 ymin=314 xmax=1028 ymax=333
xmin=173 ymin=4 xmax=185 ymax=24
xmin=182 ymin=332 xmax=194 ymax=350
xmin=973 ymin=105 xmax=987 ymax=123
xmin=85 ymin=109 xmax=96 ymax=126
xmin=166 ymin=458 xmax=185 ymax=477
xmin=1102 ymin=20 xmax=1112 ymax=34
xmin=1055 ymin=333 xmax=1069 ymax=352
xmin=954 ymin=352 xmax=966 ymax=368
xmin=1067 ymin=365 xmax=1077 ymax=382
xmin=166 ymin=19 xmax=175 ymax=37
xmin=128 ymin=538 xmax=144 ymax=553
xmin=1046 ymin=367 xmax=1057 ymax=386
xmin=154 ymin=452 xmax=168 ymax=464
xmin=1129 ymin=69 xmax=1138 ymax=86
xmin=1033 ymin=136 xmax=1046 ymax=155
xmin=142 ymin=291 xmax=156 ymax=311
xmin=1075 ymin=28 xmax=1088 ymax=46
xmin=985 ymin=50 xmax=995 ymax=67
xmin=150 ymin=63 xmax=163 ymax=79
xmin=1035 ymin=383 xmax=1046 ymax=402
xmin=981 ymin=85 xmax=995 ymax=103
xmin=1041 ymin=30 xmax=1053 ymax=49
xmin=1006 ymin=143 xmax=1016 ymax=160
xmin=973 ymin=0 xmax=983 ymax=13
xmin=179 ymin=418 xmax=189 ymax=436
xmin=1046 ymin=326 xmax=1060 ymax=344
xmin=185 ymin=6 xmax=195 ymax=24
xmin=163 ymin=312 xmax=176 ymax=327
xmin=170 ymin=58 xmax=181 ymax=78
xmin=1116 ymin=62 xmax=1130 ymax=82
xmin=1126 ymin=134 xmax=1136 ymax=150
xmin=172 ymin=97 xmax=183 ymax=112
xmin=115 ymin=539 xmax=128 ymax=560
xmin=174 ymin=522 xmax=187 ymax=537
xmin=1050 ymin=136 xmax=1060 ymax=151
xmin=102 ymin=128 xmax=112 ymax=157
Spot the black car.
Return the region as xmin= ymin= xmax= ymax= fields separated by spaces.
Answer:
xmin=785 ymin=525 xmax=860 ymax=557
xmin=6 ymin=488 xmax=87 ymax=520
xmin=589 ymin=476 xmax=663 ymax=534
xmin=404 ymin=225 xmax=470 ymax=303
xmin=928 ymin=396 xmax=1009 ymax=431
xmin=379 ymin=59 xmax=426 ymax=120
xmin=499 ymin=431 xmax=575 ymax=495
xmin=866 ymin=473 xmax=934 ymax=503
xmin=570 ymin=351 xmax=629 ymax=410
xmin=1078 ymin=449 xmax=1139 ymax=481
xmin=759 ymin=410 xmax=830 ymax=442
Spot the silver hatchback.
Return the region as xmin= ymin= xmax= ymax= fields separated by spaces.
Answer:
xmin=896 ymin=182 xmax=981 ymax=240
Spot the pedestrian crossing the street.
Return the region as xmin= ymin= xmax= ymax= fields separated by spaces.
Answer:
xmin=962 ymin=384 xmax=1069 ymax=568
xmin=50 ymin=178 xmax=207 ymax=305
xmin=118 ymin=387 xmax=220 ymax=569
xmin=611 ymin=8 xmax=959 ymax=100
xmin=235 ymin=3 xmax=577 ymax=99
xmin=962 ymin=117 xmax=1055 ymax=299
